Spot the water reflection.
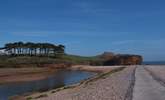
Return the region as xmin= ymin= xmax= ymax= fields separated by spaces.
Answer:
xmin=0 ymin=70 xmax=95 ymax=100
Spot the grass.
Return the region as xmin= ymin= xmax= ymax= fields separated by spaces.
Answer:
xmin=26 ymin=94 xmax=48 ymax=100
xmin=61 ymin=54 xmax=100 ymax=64
xmin=26 ymin=97 xmax=33 ymax=100
xmin=0 ymin=54 xmax=100 ymax=68
xmin=0 ymin=56 xmax=57 ymax=67
xmin=34 ymin=94 xmax=48 ymax=99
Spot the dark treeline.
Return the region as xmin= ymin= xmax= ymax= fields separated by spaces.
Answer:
xmin=0 ymin=42 xmax=65 ymax=56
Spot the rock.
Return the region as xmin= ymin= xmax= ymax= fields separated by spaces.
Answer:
xmin=103 ymin=54 xmax=143 ymax=65
xmin=99 ymin=52 xmax=115 ymax=60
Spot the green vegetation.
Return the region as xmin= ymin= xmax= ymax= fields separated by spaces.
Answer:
xmin=0 ymin=41 xmax=102 ymax=68
xmin=34 ymin=94 xmax=48 ymax=99
xmin=0 ymin=54 xmax=100 ymax=68
xmin=0 ymin=56 xmax=56 ymax=67
xmin=61 ymin=54 xmax=101 ymax=64
xmin=0 ymin=42 xmax=142 ymax=68
xmin=26 ymin=97 xmax=33 ymax=100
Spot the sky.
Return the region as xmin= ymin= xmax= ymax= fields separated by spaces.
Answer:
xmin=0 ymin=0 xmax=165 ymax=61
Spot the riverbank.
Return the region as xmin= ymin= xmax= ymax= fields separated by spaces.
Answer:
xmin=0 ymin=67 xmax=59 ymax=84
xmin=0 ymin=64 xmax=125 ymax=85
xmin=70 ymin=65 xmax=124 ymax=73
xmin=13 ymin=65 xmax=136 ymax=100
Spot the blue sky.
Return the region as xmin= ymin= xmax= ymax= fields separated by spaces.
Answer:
xmin=0 ymin=0 xmax=165 ymax=61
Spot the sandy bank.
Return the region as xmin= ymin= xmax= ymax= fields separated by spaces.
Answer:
xmin=17 ymin=65 xmax=136 ymax=100
xmin=0 ymin=65 xmax=115 ymax=84
xmin=70 ymin=65 xmax=124 ymax=73
xmin=0 ymin=68 xmax=57 ymax=84
xmin=0 ymin=62 xmax=72 ymax=84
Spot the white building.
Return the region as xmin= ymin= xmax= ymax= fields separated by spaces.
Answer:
xmin=0 ymin=49 xmax=7 ymax=55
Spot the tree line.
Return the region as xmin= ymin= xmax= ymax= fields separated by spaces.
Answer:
xmin=0 ymin=42 xmax=65 ymax=56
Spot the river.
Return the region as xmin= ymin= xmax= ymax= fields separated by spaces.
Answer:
xmin=0 ymin=70 xmax=96 ymax=100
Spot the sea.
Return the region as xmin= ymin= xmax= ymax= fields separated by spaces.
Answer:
xmin=143 ymin=61 xmax=165 ymax=65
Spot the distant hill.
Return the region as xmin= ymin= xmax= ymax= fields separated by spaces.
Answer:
xmin=0 ymin=51 xmax=143 ymax=68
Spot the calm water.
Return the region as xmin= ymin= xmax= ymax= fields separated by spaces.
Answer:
xmin=143 ymin=61 xmax=165 ymax=65
xmin=0 ymin=70 xmax=96 ymax=100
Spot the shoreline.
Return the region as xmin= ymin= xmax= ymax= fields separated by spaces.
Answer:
xmin=0 ymin=67 xmax=58 ymax=85
xmin=70 ymin=65 xmax=125 ymax=73
xmin=10 ymin=65 xmax=130 ymax=100
xmin=0 ymin=65 xmax=124 ymax=85
xmin=0 ymin=63 xmax=71 ymax=85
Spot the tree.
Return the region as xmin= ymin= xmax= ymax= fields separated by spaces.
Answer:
xmin=2 ymin=42 xmax=65 ymax=57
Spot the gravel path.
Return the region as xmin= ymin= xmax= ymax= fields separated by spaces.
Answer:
xmin=144 ymin=65 xmax=165 ymax=86
xmin=27 ymin=66 xmax=136 ymax=100
xmin=132 ymin=66 xmax=165 ymax=100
